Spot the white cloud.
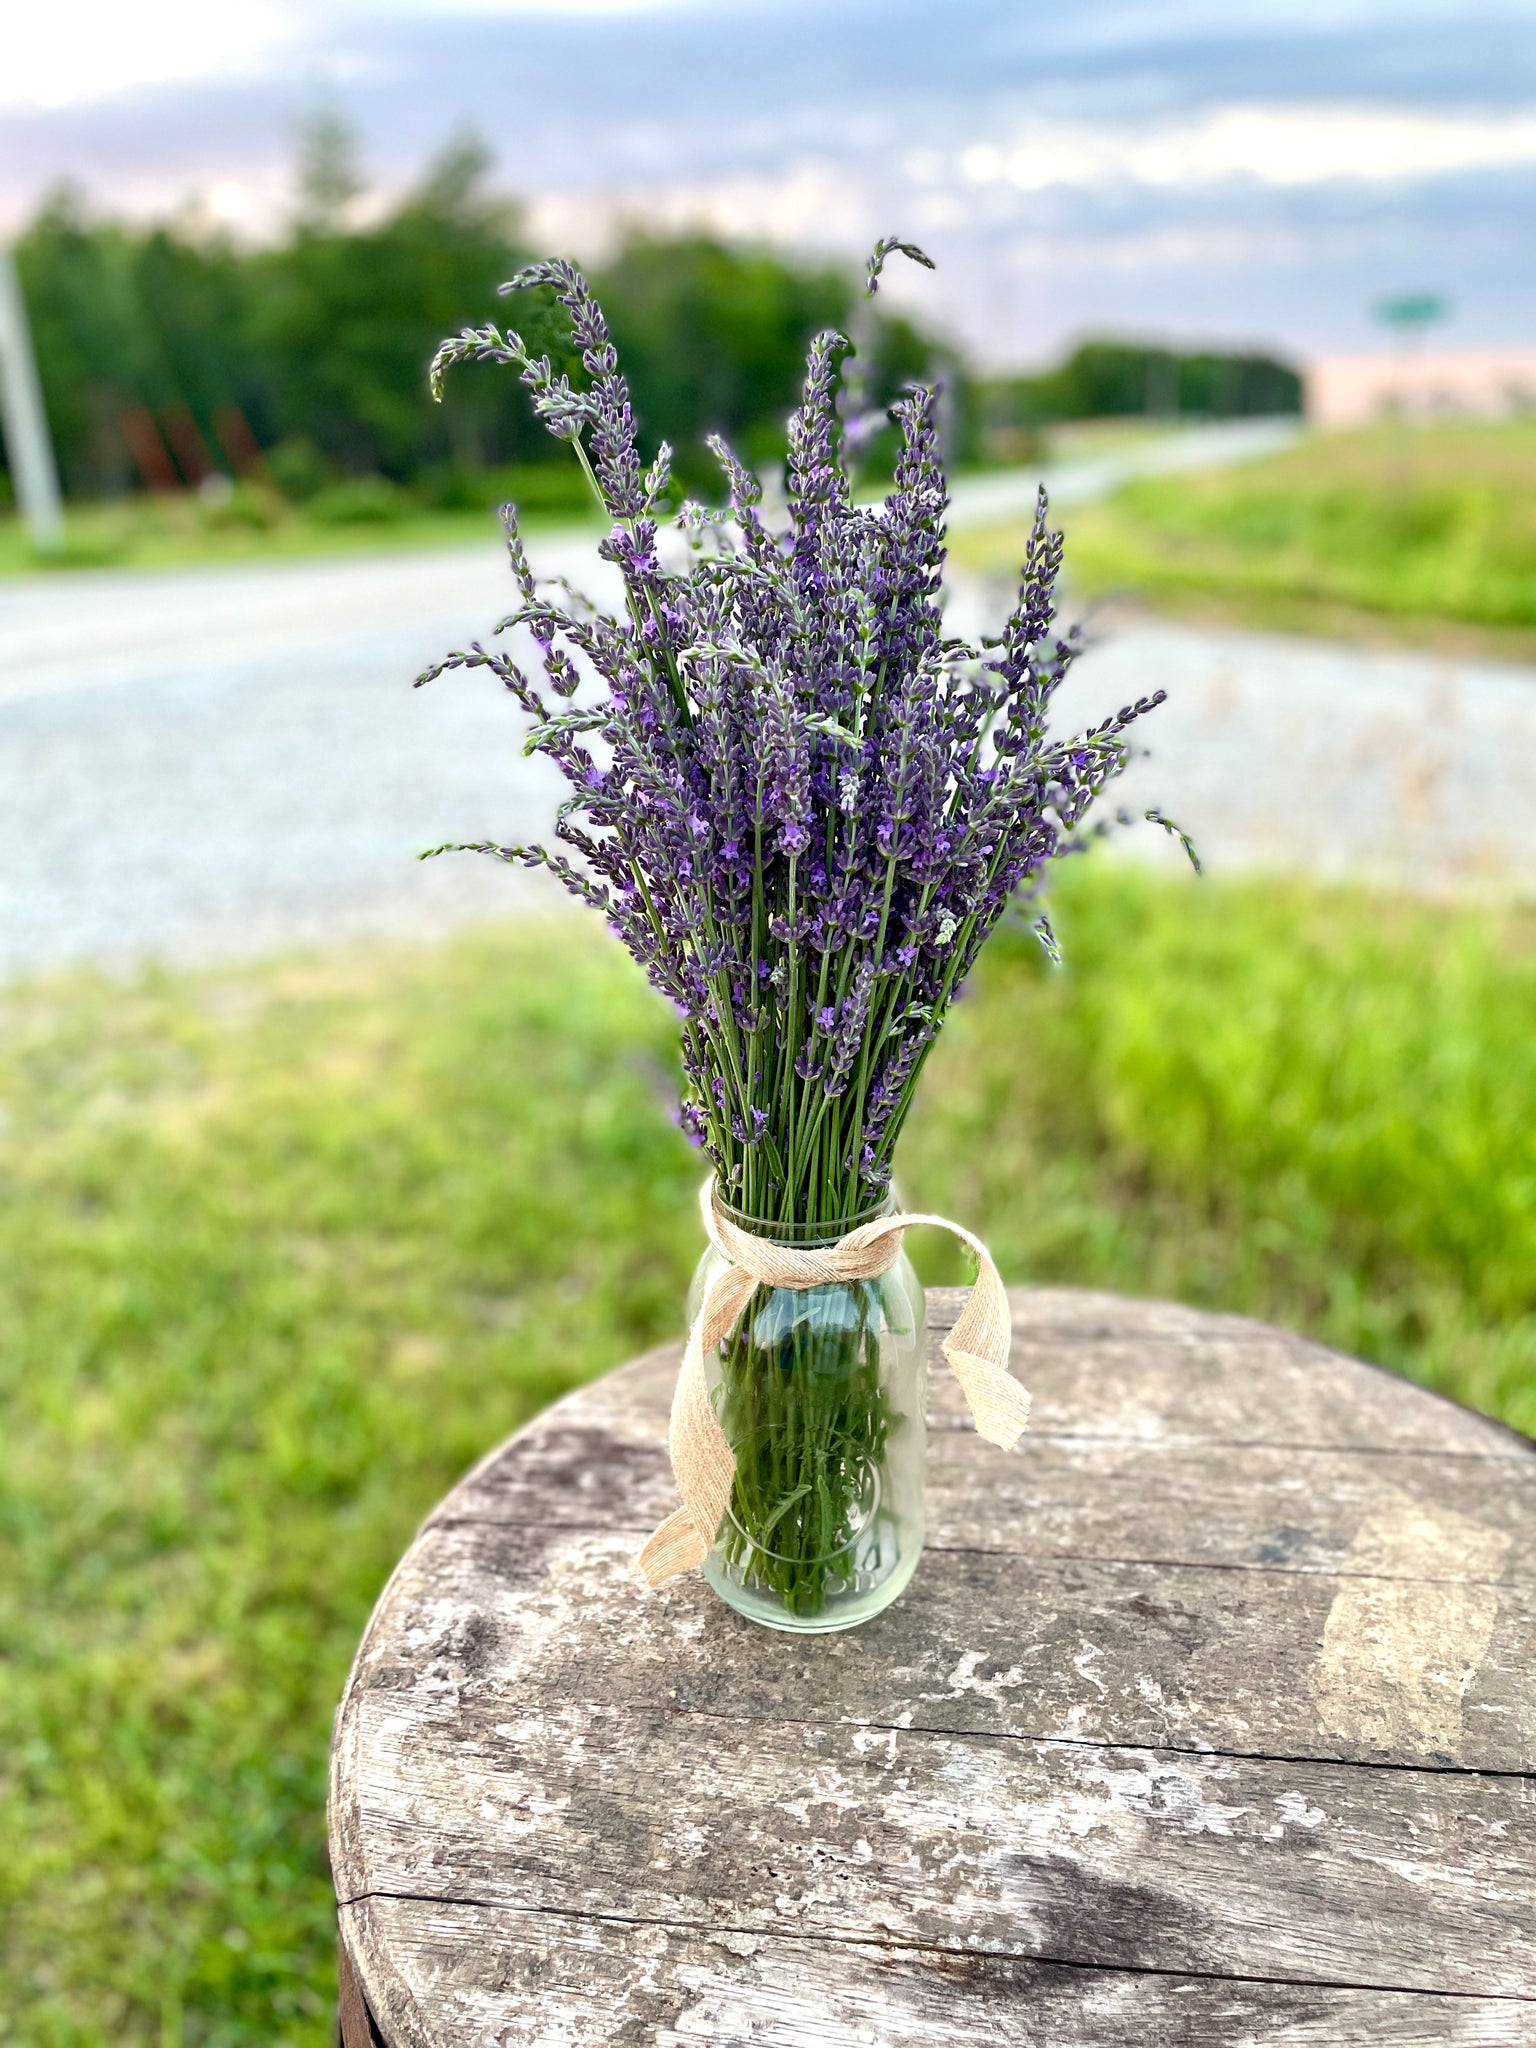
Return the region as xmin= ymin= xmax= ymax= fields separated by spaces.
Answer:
xmin=958 ymin=103 xmax=1536 ymax=191
xmin=3 ymin=1 xmax=298 ymax=110
xmin=420 ymin=0 xmax=697 ymax=8
xmin=527 ymin=157 xmax=872 ymax=260
xmin=0 ymin=0 xmax=733 ymax=111
xmin=961 ymin=146 xmax=1004 ymax=184
xmin=1003 ymin=223 xmax=1311 ymax=274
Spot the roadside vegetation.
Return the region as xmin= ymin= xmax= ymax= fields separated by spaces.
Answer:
xmin=0 ymin=462 xmax=599 ymax=574
xmin=1 ymin=117 xmax=936 ymax=574
xmin=3 ymin=113 xmax=1296 ymax=578
xmin=3 ymin=866 xmax=1532 ymax=2041
xmin=954 ymin=419 xmax=1536 ymax=657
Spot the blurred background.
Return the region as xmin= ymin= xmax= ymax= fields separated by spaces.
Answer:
xmin=2 ymin=1 xmax=1533 ymax=2040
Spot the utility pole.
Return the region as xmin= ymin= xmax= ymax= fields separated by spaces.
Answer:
xmin=0 ymin=244 xmax=64 ymax=554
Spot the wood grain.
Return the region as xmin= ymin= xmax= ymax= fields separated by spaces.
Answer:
xmin=335 ymin=1697 xmax=1536 ymax=1994
xmin=340 ymin=1897 xmax=1536 ymax=2048
xmin=338 ymin=1932 xmax=387 ymax=2048
xmin=330 ymin=1287 xmax=1536 ymax=2046
xmin=338 ymin=1520 xmax=1536 ymax=1770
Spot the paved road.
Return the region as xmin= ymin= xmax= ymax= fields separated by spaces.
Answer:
xmin=2 ymin=530 xmax=1532 ymax=981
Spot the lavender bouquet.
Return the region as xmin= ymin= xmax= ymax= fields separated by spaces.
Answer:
xmin=421 ymin=243 xmax=1184 ymax=1625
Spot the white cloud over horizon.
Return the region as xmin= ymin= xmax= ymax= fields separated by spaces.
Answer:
xmin=4 ymin=0 xmax=1534 ymax=363
xmin=3 ymin=0 xmax=719 ymax=111
xmin=5 ymin=3 xmax=292 ymax=112
xmin=957 ymin=106 xmax=1536 ymax=193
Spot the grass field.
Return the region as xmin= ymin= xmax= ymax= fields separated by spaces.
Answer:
xmin=0 ymin=480 xmax=599 ymax=577
xmin=3 ymin=868 xmax=1534 ymax=2042
xmin=954 ymin=420 xmax=1536 ymax=657
xmin=17 ymin=422 xmax=1535 ymax=662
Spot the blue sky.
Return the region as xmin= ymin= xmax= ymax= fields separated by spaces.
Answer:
xmin=4 ymin=0 xmax=1535 ymax=365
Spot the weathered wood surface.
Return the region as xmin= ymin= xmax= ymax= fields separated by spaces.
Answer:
xmin=343 ymin=1897 xmax=1535 ymax=2048
xmin=330 ymin=1287 xmax=1536 ymax=2047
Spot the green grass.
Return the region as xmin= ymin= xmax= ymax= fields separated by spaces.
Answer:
xmin=0 ymin=489 xmax=599 ymax=577
xmin=3 ymin=871 xmax=1534 ymax=2042
xmin=953 ymin=420 xmax=1536 ymax=657
xmin=906 ymin=873 xmax=1536 ymax=1425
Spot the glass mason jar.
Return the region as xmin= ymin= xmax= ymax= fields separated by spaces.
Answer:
xmin=688 ymin=1191 xmax=927 ymax=1633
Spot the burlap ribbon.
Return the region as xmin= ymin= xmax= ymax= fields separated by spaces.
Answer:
xmin=636 ymin=1182 xmax=1031 ymax=1586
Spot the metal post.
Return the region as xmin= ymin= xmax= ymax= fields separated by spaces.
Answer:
xmin=0 ymin=244 xmax=65 ymax=553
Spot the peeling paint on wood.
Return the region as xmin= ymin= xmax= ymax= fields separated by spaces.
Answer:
xmin=334 ymin=1696 xmax=1536 ymax=1995
xmin=329 ymin=1288 xmax=1536 ymax=2047
xmin=1310 ymin=1487 xmax=1512 ymax=1757
xmin=340 ymin=1897 xmax=1536 ymax=2048
xmin=338 ymin=1521 xmax=1536 ymax=1771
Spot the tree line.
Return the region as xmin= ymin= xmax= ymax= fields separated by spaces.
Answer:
xmin=5 ymin=118 xmax=1300 ymax=512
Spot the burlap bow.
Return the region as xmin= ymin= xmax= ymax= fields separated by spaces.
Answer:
xmin=637 ymin=1182 xmax=1031 ymax=1586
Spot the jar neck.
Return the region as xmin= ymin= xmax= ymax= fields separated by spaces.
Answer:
xmin=714 ymin=1184 xmax=896 ymax=1249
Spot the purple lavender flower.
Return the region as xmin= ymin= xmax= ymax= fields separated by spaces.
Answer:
xmin=420 ymin=243 xmax=1191 ymax=1225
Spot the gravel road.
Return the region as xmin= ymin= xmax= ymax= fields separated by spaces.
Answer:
xmin=2 ymin=527 xmax=1532 ymax=981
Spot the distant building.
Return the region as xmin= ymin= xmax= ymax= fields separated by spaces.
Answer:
xmin=1306 ymin=349 xmax=1536 ymax=426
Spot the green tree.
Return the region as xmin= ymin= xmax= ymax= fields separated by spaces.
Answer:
xmin=251 ymin=126 xmax=530 ymax=479
xmin=134 ymin=227 xmax=261 ymax=434
xmin=592 ymin=235 xmax=848 ymax=484
xmin=2 ymin=132 xmax=960 ymax=506
xmin=590 ymin=234 xmax=946 ymax=489
xmin=14 ymin=188 xmax=158 ymax=494
xmin=962 ymin=341 xmax=1303 ymax=456
xmin=16 ymin=190 xmax=262 ymax=494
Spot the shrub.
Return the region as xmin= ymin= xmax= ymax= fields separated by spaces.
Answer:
xmin=304 ymin=475 xmax=412 ymax=525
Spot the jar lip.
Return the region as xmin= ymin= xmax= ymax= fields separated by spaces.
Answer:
xmin=715 ymin=1184 xmax=897 ymax=1244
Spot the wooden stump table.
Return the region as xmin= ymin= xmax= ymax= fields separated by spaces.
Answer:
xmin=330 ymin=1288 xmax=1536 ymax=2046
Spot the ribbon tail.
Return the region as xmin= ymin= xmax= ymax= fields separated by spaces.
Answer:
xmin=945 ymin=1344 xmax=1031 ymax=1449
xmin=872 ymin=1211 xmax=1027 ymax=1451
xmin=636 ymin=1505 xmax=708 ymax=1586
